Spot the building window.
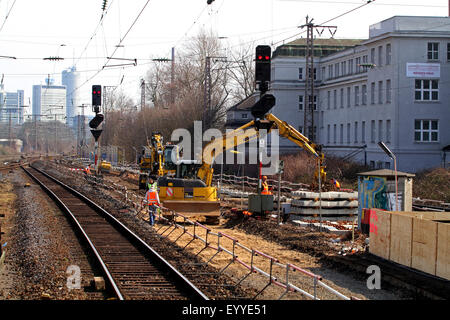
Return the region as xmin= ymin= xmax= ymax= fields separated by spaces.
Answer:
xmin=370 ymin=82 xmax=375 ymax=104
xmin=321 ymin=67 xmax=326 ymax=80
xmin=415 ymin=79 xmax=438 ymax=101
xmin=333 ymin=90 xmax=337 ymax=109
xmin=356 ymin=57 xmax=361 ymax=73
xmin=341 ymin=61 xmax=346 ymax=76
xmin=427 ymin=42 xmax=439 ymax=60
xmin=348 ymin=59 xmax=353 ymax=74
xmin=362 ymin=85 xmax=367 ymax=105
xmin=386 ymin=44 xmax=391 ymax=65
xmin=335 ymin=63 xmax=339 ymax=78
xmin=370 ymin=161 xmax=375 ymax=169
xmin=328 ymin=65 xmax=333 ymax=79
xmin=333 ymin=124 xmax=337 ymax=144
xmin=447 ymin=43 xmax=450 ymax=61
xmin=377 ymin=161 xmax=383 ymax=169
xmin=354 ymin=121 xmax=358 ymax=143
xmin=327 ymin=91 xmax=331 ymax=109
xmin=378 ymin=81 xmax=383 ymax=104
xmin=340 ymin=124 xmax=344 ymax=144
xmin=355 ymin=86 xmax=360 ymax=106
xmin=347 ymin=87 xmax=351 ymax=108
xmin=347 ymin=123 xmax=351 ymax=144
xmin=378 ymin=120 xmax=383 ymax=142
xmin=298 ymin=95 xmax=304 ymax=110
xmin=362 ymin=121 xmax=366 ymax=143
xmin=386 ymin=79 xmax=391 ymax=103
xmin=378 ymin=46 xmax=383 ymax=66
xmin=242 ymin=113 xmax=248 ymax=119
xmin=386 ymin=120 xmax=391 ymax=143
xmin=371 ymin=120 xmax=375 ymax=143
xmin=370 ymin=48 xmax=375 ymax=64
xmin=362 ymin=55 xmax=368 ymax=72
xmin=327 ymin=124 xmax=330 ymax=144
xmin=340 ymin=88 xmax=344 ymax=108
xmin=307 ymin=95 xmax=317 ymax=111
xmin=298 ymin=67 xmax=303 ymax=80
xmin=385 ymin=162 xmax=391 ymax=169
xmin=414 ymin=120 xmax=439 ymax=142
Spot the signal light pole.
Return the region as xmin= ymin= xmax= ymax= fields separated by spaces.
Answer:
xmin=90 ymin=85 xmax=104 ymax=175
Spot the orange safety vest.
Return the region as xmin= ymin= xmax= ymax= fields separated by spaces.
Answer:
xmin=333 ymin=179 xmax=341 ymax=189
xmin=261 ymin=181 xmax=271 ymax=195
xmin=145 ymin=190 xmax=160 ymax=206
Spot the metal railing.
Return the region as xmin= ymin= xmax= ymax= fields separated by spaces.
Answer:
xmin=154 ymin=209 xmax=357 ymax=300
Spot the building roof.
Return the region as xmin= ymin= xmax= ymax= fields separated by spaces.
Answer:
xmin=357 ymin=169 xmax=415 ymax=177
xmin=227 ymin=93 xmax=259 ymax=112
xmin=285 ymin=38 xmax=364 ymax=47
xmin=273 ymin=38 xmax=364 ymax=58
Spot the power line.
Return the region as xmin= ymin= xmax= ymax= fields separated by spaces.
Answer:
xmin=0 ymin=0 xmax=17 ymax=34
xmin=73 ymin=0 xmax=115 ymax=67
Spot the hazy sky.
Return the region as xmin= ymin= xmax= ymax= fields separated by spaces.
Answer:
xmin=0 ymin=0 xmax=447 ymax=116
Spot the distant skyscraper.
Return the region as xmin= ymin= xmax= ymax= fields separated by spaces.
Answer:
xmin=0 ymin=85 xmax=25 ymax=125
xmin=62 ymin=66 xmax=80 ymax=127
xmin=32 ymin=78 xmax=66 ymax=122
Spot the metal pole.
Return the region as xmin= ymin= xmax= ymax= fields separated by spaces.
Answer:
xmin=394 ymin=155 xmax=398 ymax=210
xmin=171 ymin=47 xmax=175 ymax=105
xmin=318 ymin=158 xmax=322 ymax=232
xmin=277 ymin=171 xmax=281 ymax=225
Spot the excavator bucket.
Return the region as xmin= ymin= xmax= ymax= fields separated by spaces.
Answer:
xmin=162 ymin=200 xmax=221 ymax=224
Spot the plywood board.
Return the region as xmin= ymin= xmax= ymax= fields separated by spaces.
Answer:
xmin=390 ymin=214 xmax=413 ymax=267
xmin=411 ymin=219 xmax=438 ymax=275
xmin=436 ymin=223 xmax=450 ymax=280
xmin=369 ymin=210 xmax=391 ymax=260
xmin=389 ymin=211 xmax=450 ymax=221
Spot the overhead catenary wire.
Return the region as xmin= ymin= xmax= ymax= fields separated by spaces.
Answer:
xmin=0 ymin=0 xmax=16 ymax=34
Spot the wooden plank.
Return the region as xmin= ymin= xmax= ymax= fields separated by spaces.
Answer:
xmin=436 ymin=223 xmax=450 ymax=280
xmin=411 ymin=219 xmax=438 ymax=276
xmin=389 ymin=213 xmax=413 ymax=267
xmin=369 ymin=210 xmax=391 ymax=260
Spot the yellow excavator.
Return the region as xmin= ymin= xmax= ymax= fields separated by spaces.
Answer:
xmin=138 ymin=132 xmax=178 ymax=190
xmin=157 ymin=94 xmax=329 ymax=221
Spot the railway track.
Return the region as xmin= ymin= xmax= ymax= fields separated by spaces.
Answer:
xmin=21 ymin=165 xmax=209 ymax=300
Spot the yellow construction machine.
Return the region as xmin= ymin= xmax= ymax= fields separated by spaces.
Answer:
xmin=155 ymin=94 xmax=331 ymax=221
xmin=138 ymin=133 xmax=178 ymax=190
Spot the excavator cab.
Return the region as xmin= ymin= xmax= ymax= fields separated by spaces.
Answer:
xmin=157 ymin=159 xmax=221 ymax=223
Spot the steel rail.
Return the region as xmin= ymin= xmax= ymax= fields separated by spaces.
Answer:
xmin=22 ymin=165 xmax=209 ymax=300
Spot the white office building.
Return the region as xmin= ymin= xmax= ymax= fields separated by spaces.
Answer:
xmin=62 ymin=66 xmax=80 ymax=127
xmin=32 ymin=78 xmax=67 ymax=123
xmin=0 ymin=85 xmax=25 ymax=125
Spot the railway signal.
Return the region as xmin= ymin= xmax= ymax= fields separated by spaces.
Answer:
xmin=255 ymin=45 xmax=271 ymax=93
xmin=89 ymin=113 xmax=104 ymax=129
xmin=92 ymin=85 xmax=102 ymax=107
xmin=251 ymin=93 xmax=276 ymax=119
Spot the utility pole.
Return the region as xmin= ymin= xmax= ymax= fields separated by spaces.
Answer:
xmin=301 ymin=16 xmax=336 ymax=141
xmin=77 ymin=104 xmax=88 ymax=157
xmin=171 ymin=47 xmax=175 ymax=105
xmin=140 ymin=79 xmax=146 ymax=110
xmin=203 ymin=56 xmax=226 ymax=130
xmin=203 ymin=56 xmax=212 ymax=129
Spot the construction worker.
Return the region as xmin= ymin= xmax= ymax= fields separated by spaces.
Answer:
xmin=84 ymin=165 xmax=91 ymax=175
xmin=331 ymin=178 xmax=341 ymax=190
xmin=261 ymin=176 xmax=272 ymax=195
xmin=143 ymin=177 xmax=160 ymax=226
